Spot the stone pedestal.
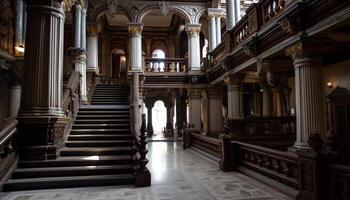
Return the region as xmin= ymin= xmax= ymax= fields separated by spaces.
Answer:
xmin=185 ymin=24 xmax=201 ymax=71
xmin=208 ymin=88 xmax=223 ymax=135
xmin=18 ymin=0 xmax=67 ymax=160
xmin=225 ymin=75 xmax=244 ymax=119
xmin=188 ymin=89 xmax=202 ymax=131
xmin=8 ymin=84 xmax=21 ymax=118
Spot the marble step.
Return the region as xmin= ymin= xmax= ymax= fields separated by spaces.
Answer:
xmin=17 ymin=155 xmax=133 ymax=168
xmin=70 ymin=129 xmax=131 ymax=135
xmin=65 ymin=140 xmax=132 ymax=147
xmin=76 ymin=115 xmax=130 ymax=119
xmin=90 ymin=102 xmax=129 ymax=105
xmin=68 ymin=134 xmax=132 ymax=141
xmin=60 ymin=147 xmax=133 ymax=156
xmin=12 ymin=165 xmax=133 ymax=179
xmin=3 ymin=174 xmax=134 ymax=191
xmin=74 ymin=119 xmax=130 ymax=124
xmin=78 ymin=110 xmax=129 ymax=114
xmin=72 ymin=124 xmax=130 ymax=129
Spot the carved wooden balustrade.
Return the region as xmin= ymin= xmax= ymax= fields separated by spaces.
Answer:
xmin=0 ymin=119 xmax=18 ymax=185
xmin=329 ymin=164 xmax=350 ymax=200
xmin=62 ymin=71 xmax=81 ymax=140
xmin=145 ymin=58 xmax=186 ymax=72
xmin=183 ymin=125 xmax=222 ymax=159
xmin=224 ymin=116 xmax=296 ymax=150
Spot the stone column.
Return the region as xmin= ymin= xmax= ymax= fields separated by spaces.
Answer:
xmin=234 ymin=0 xmax=241 ymax=24
xmin=208 ymin=88 xmax=223 ymax=135
xmin=87 ymin=23 xmax=101 ymax=73
xmin=188 ymin=89 xmax=202 ymax=131
xmin=74 ymin=4 xmax=82 ymax=48
xmin=225 ymin=75 xmax=244 ymax=119
xmin=207 ymin=9 xmax=217 ymax=51
xmin=72 ymin=49 xmax=87 ymax=102
xmin=185 ymin=24 xmax=201 ymax=71
xmin=8 ymin=84 xmax=21 ymax=118
xmin=216 ymin=17 xmax=222 ymax=45
xmin=128 ymin=23 xmax=143 ymax=71
xmin=146 ymin=103 xmax=154 ymax=137
xmin=14 ymin=0 xmax=24 ymax=55
xmin=81 ymin=8 xmax=86 ymax=50
xmin=286 ymin=42 xmax=326 ymax=149
xmin=18 ymin=0 xmax=68 ymax=160
xmin=225 ymin=0 xmax=235 ymax=30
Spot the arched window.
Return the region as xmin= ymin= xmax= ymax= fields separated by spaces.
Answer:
xmin=152 ymin=100 xmax=167 ymax=136
xmin=151 ymin=49 xmax=166 ymax=72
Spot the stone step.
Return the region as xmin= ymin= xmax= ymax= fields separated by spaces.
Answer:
xmin=60 ymin=147 xmax=133 ymax=156
xmin=3 ymin=174 xmax=134 ymax=191
xmin=65 ymin=140 xmax=132 ymax=147
xmin=68 ymin=134 xmax=132 ymax=141
xmin=76 ymin=115 xmax=130 ymax=119
xmin=74 ymin=119 xmax=130 ymax=124
xmin=78 ymin=110 xmax=129 ymax=114
xmin=90 ymin=102 xmax=129 ymax=105
xmin=12 ymin=165 xmax=133 ymax=179
xmin=72 ymin=124 xmax=130 ymax=129
xmin=17 ymin=155 xmax=133 ymax=168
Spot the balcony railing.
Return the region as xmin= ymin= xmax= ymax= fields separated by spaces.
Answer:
xmin=145 ymin=58 xmax=186 ymax=72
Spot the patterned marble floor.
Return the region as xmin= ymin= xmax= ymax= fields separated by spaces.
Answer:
xmin=0 ymin=142 xmax=292 ymax=200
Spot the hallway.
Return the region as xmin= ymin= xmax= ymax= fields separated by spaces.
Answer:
xmin=1 ymin=142 xmax=291 ymax=200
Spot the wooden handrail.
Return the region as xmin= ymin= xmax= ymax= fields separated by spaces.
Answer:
xmin=0 ymin=119 xmax=18 ymax=149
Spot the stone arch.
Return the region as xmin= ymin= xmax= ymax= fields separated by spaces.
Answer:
xmin=194 ymin=8 xmax=207 ymax=24
xmin=90 ymin=4 xmax=133 ymax=23
xmin=137 ymin=4 xmax=192 ymax=24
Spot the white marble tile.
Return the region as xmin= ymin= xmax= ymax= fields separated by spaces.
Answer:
xmin=1 ymin=142 xmax=292 ymax=200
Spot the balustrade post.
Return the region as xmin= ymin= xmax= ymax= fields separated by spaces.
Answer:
xmin=135 ymin=114 xmax=151 ymax=187
xmin=220 ymin=134 xmax=234 ymax=171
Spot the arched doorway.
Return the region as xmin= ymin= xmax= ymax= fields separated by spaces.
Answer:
xmin=111 ymin=49 xmax=127 ymax=84
xmin=152 ymin=100 xmax=167 ymax=136
xmin=151 ymin=49 xmax=166 ymax=72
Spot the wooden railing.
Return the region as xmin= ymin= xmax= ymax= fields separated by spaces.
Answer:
xmin=224 ymin=117 xmax=296 ymax=150
xmin=183 ymin=126 xmax=222 ymax=158
xmin=328 ymin=164 xmax=350 ymax=200
xmin=62 ymin=71 xmax=81 ymax=140
xmin=0 ymin=119 xmax=18 ymax=186
xmin=145 ymin=58 xmax=186 ymax=72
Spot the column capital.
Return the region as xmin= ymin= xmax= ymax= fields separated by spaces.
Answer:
xmin=70 ymin=48 xmax=87 ymax=63
xmin=128 ymin=23 xmax=143 ymax=36
xmin=286 ymin=39 xmax=328 ymax=60
xmin=188 ymin=89 xmax=202 ymax=99
xmin=224 ymin=74 xmax=244 ymax=86
xmin=87 ymin=23 xmax=101 ymax=36
xmin=185 ymin=24 xmax=201 ymax=37
xmin=207 ymin=8 xmax=224 ymax=18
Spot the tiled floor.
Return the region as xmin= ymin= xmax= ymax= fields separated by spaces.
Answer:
xmin=0 ymin=142 xmax=292 ymax=200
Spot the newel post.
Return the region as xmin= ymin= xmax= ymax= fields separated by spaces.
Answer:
xmin=219 ymin=134 xmax=235 ymax=171
xmin=135 ymin=114 xmax=151 ymax=187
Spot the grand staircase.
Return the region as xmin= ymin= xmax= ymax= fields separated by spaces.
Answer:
xmin=4 ymin=85 xmax=135 ymax=191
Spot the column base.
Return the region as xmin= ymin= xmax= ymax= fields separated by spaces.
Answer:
xmin=135 ymin=170 xmax=151 ymax=187
xmin=17 ymin=116 xmax=69 ymax=161
xmin=294 ymin=142 xmax=312 ymax=151
xmin=81 ymin=95 xmax=88 ymax=104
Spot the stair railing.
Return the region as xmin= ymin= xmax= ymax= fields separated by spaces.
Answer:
xmin=62 ymin=71 xmax=81 ymax=140
xmin=0 ymin=118 xmax=18 ymax=186
xmin=130 ymin=72 xmax=151 ymax=187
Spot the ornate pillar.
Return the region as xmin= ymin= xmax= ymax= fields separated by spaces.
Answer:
xmin=18 ymin=0 xmax=68 ymax=160
xmin=146 ymin=103 xmax=154 ymax=137
xmin=87 ymin=23 xmax=100 ymax=73
xmin=128 ymin=23 xmax=143 ymax=71
xmin=185 ymin=24 xmax=201 ymax=71
xmin=188 ymin=89 xmax=202 ymax=131
xmin=286 ymin=42 xmax=327 ymax=149
xmin=225 ymin=0 xmax=235 ymax=30
xmin=208 ymin=88 xmax=223 ymax=135
xmin=8 ymin=84 xmax=21 ymax=118
xmin=225 ymin=75 xmax=244 ymax=119
xmin=73 ymin=4 xmax=82 ymax=48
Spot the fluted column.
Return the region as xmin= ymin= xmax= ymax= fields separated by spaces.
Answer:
xmin=225 ymin=75 xmax=244 ymax=119
xmin=73 ymin=4 xmax=82 ymax=48
xmin=185 ymin=24 xmax=201 ymax=71
xmin=18 ymin=0 xmax=68 ymax=160
xmin=208 ymin=88 xmax=223 ymax=135
xmin=8 ymin=84 xmax=21 ymax=118
xmin=87 ymin=23 xmax=101 ymax=73
xmin=286 ymin=42 xmax=327 ymax=149
xmin=225 ymin=0 xmax=235 ymax=30
xmin=128 ymin=23 xmax=143 ymax=71
xmin=188 ymin=89 xmax=202 ymax=131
